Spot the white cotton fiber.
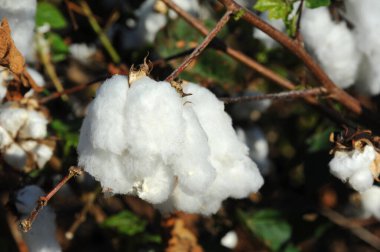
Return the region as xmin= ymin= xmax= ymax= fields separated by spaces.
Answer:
xmin=15 ymin=185 xmax=61 ymax=252
xmin=360 ymin=186 xmax=380 ymax=220
xmin=78 ymin=76 xmax=264 ymax=214
xmin=348 ymin=168 xmax=373 ymax=192
xmin=221 ymin=230 xmax=238 ymax=249
xmin=0 ymin=126 xmax=12 ymax=148
xmin=0 ymin=0 xmax=36 ymax=57
xmin=69 ymin=43 xmax=96 ymax=64
xmin=19 ymin=110 xmax=48 ymax=139
xmin=345 ymin=0 xmax=380 ymax=95
xmin=0 ymin=106 xmax=28 ymax=138
xmin=169 ymin=0 xmax=200 ymax=19
xmin=4 ymin=143 xmax=27 ymax=170
xmin=301 ymin=7 xmax=360 ymax=88
xmin=34 ymin=144 xmax=53 ymax=168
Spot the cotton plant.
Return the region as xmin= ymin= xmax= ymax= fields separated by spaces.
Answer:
xmin=77 ymin=67 xmax=264 ymax=215
xmin=15 ymin=185 xmax=61 ymax=252
xmin=0 ymin=100 xmax=54 ymax=172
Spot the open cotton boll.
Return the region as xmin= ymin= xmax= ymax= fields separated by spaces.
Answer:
xmin=4 ymin=143 xmax=27 ymax=170
xmin=19 ymin=141 xmax=53 ymax=169
xmin=0 ymin=126 xmax=12 ymax=148
xmin=360 ymin=186 xmax=380 ymax=220
xmin=329 ymin=145 xmax=376 ymax=181
xmin=15 ymin=185 xmax=61 ymax=252
xmin=173 ymin=106 xmax=216 ymax=194
xmin=0 ymin=106 xmax=28 ymax=138
xmin=221 ymin=230 xmax=238 ymax=249
xmin=348 ymin=167 xmax=374 ymax=192
xmin=88 ymin=75 xmax=129 ymax=155
xmin=18 ymin=110 xmax=48 ymax=139
xmin=0 ymin=0 xmax=36 ymax=57
xmin=301 ymin=7 xmax=360 ymax=88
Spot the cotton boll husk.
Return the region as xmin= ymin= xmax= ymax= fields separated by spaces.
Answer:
xmin=0 ymin=106 xmax=28 ymax=138
xmin=360 ymin=186 xmax=380 ymax=220
xmin=124 ymin=77 xmax=184 ymax=164
xmin=4 ymin=143 xmax=27 ymax=170
xmin=329 ymin=145 xmax=376 ymax=181
xmin=134 ymin=163 xmax=175 ymax=204
xmin=173 ymin=105 xmax=216 ymax=194
xmin=0 ymin=126 xmax=12 ymax=148
xmin=349 ymin=167 xmax=373 ymax=192
xmin=15 ymin=185 xmax=61 ymax=252
xmin=301 ymin=7 xmax=360 ymax=88
xmin=0 ymin=0 xmax=36 ymax=57
xmin=18 ymin=110 xmax=48 ymax=139
xmin=88 ymin=75 xmax=129 ymax=155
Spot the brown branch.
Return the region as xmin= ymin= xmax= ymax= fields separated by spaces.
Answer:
xmin=19 ymin=166 xmax=83 ymax=232
xmin=218 ymin=0 xmax=363 ymax=116
xmin=220 ymin=87 xmax=325 ymax=104
xmin=165 ymin=10 xmax=233 ymax=82
xmin=294 ymin=0 xmax=305 ymax=44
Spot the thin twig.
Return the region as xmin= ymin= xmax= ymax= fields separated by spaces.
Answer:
xmin=79 ymin=0 xmax=120 ymax=64
xmin=218 ymin=0 xmax=363 ymax=116
xmin=320 ymin=208 xmax=380 ymax=250
xmin=294 ymin=0 xmax=305 ymax=44
xmin=221 ymin=87 xmax=325 ymax=104
xmin=19 ymin=166 xmax=83 ymax=232
xmin=165 ymin=10 xmax=233 ymax=82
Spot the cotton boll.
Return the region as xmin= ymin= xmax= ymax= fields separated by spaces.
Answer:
xmin=0 ymin=126 xmax=12 ymax=148
xmin=0 ymin=0 xmax=36 ymax=57
xmin=69 ymin=43 xmax=96 ymax=64
xmin=26 ymin=67 xmax=45 ymax=87
xmin=329 ymin=145 xmax=376 ymax=182
xmin=15 ymin=185 xmax=61 ymax=252
xmin=34 ymin=144 xmax=53 ymax=168
xmin=4 ymin=143 xmax=27 ymax=170
xmin=360 ymin=186 xmax=380 ymax=220
xmin=221 ymin=230 xmax=238 ymax=249
xmin=124 ymin=77 xmax=184 ymax=163
xmin=134 ymin=163 xmax=175 ymax=204
xmin=169 ymin=0 xmax=200 ymax=19
xmin=157 ymin=186 xmax=203 ymax=214
xmin=301 ymin=7 xmax=360 ymax=88
xmin=173 ymin=106 xmax=216 ymax=194
xmin=349 ymin=168 xmax=373 ymax=192
xmin=0 ymin=106 xmax=28 ymax=138
xmin=18 ymin=110 xmax=48 ymax=139
xmin=88 ymin=75 xmax=129 ymax=154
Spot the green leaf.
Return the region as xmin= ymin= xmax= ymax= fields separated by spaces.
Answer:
xmin=306 ymin=128 xmax=333 ymax=153
xmin=305 ymin=0 xmax=331 ymax=9
xmin=254 ymin=0 xmax=292 ymax=20
xmin=50 ymin=119 xmax=78 ymax=156
xmin=240 ymin=209 xmax=292 ymax=251
xmin=47 ymin=32 xmax=69 ymax=62
xmin=36 ymin=2 xmax=67 ymax=29
xmin=102 ymin=210 xmax=147 ymax=236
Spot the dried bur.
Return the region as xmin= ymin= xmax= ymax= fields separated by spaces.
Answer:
xmin=128 ymin=57 xmax=152 ymax=86
xmin=0 ymin=18 xmax=42 ymax=101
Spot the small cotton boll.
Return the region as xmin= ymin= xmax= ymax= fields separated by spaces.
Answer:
xmin=15 ymin=185 xmax=61 ymax=252
xmin=4 ymin=143 xmax=27 ymax=170
xmin=0 ymin=126 xmax=12 ymax=148
xmin=0 ymin=106 xmax=28 ymax=138
xmin=169 ymin=0 xmax=200 ymax=19
xmin=301 ymin=7 xmax=360 ymax=88
xmin=157 ymin=186 xmax=203 ymax=214
xmin=34 ymin=144 xmax=53 ymax=168
xmin=329 ymin=145 xmax=376 ymax=182
xmin=69 ymin=43 xmax=96 ymax=64
xmin=349 ymin=167 xmax=373 ymax=192
xmin=360 ymin=186 xmax=380 ymax=220
xmin=0 ymin=0 xmax=36 ymax=57
xmin=18 ymin=110 xmax=48 ymax=139
xmin=87 ymin=75 xmax=129 ymax=154
xmin=221 ymin=230 xmax=238 ymax=249
xmin=124 ymin=77 xmax=184 ymax=163
xmin=173 ymin=106 xmax=216 ymax=194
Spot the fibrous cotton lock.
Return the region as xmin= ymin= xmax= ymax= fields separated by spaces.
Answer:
xmin=15 ymin=185 xmax=61 ymax=252
xmin=329 ymin=145 xmax=376 ymax=192
xmin=301 ymin=7 xmax=360 ymax=89
xmin=360 ymin=186 xmax=380 ymax=220
xmin=78 ymin=75 xmax=264 ymax=214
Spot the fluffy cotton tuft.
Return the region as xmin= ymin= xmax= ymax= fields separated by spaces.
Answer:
xmin=78 ymin=76 xmax=264 ymax=215
xmin=329 ymin=145 xmax=375 ymax=192
xmin=15 ymin=185 xmax=61 ymax=252
xmin=301 ymin=7 xmax=360 ymax=88
xmin=360 ymin=186 xmax=380 ymax=220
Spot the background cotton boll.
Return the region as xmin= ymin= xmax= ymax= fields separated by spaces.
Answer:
xmin=124 ymin=77 xmax=184 ymax=162
xmin=221 ymin=230 xmax=238 ymax=249
xmin=134 ymin=163 xmax=175 ymax=204
xmin=301 ymin=7 xmax=359 ymax=88
xmin=360 ymin=186 xmax=380 ymax=220
xmin=348 ymin=168 xmax=373 ymax=192
xmin=15 ymin=185 xmax=61 ymax=252
xmin=174 ymin=106 xmax=216 ymax=194
xmin=4 ymin=143 xmax=27 ymax=170
xmin=0 ymin=0 xmax=36 ymax=57
xmin=69 ymin=43 xmax=96 ymax=64
xmin=89 ymin=75 xmax=129 ymax=155
xmin=18 ymin=110 xmax=48 ymax=139
xmin=34 ymin=144 xmax=53 ymax=168
xmin=169 ymin=0 xmax=200 ymax=19
xmin=0 ymin=126 xmax=12 ymax=148
xmin=0 ymin=107 xmax=28 ymax=138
